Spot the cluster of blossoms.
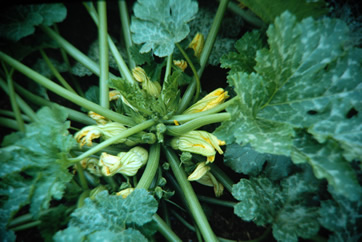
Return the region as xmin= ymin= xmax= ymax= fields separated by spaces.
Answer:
xmin=74 ymin=32 xmax=229 ymax=197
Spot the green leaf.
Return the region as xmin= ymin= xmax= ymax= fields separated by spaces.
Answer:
xmin=130 ymin=44 xmax=153 ymax=65
xmin=38 ymin=205 xmax=70 ymax=242
xmin=0 ymin=4 xmax=67 ymax=42
xmin=216 ymin=12 xmax=362 ymax=200
xmin=160 ymin=70 xmax=181 ymax=116
xmin=130 ymin=0 xmax=198 ymax=57
xmin=232 ymin=173 xmax=320 ymax=241
xmin=220 ymin=30 xmax=264 ymax=74
xmin=293 ymin=132 xmax=362 ymax=201
xmin=239 ymin=0 xmax=327 ymax=23
xmin=88 ymin=229 xmax=147 ymax=242
xmin=0 ymin=105 xmax=76 ymax=217
xmin=318 ymin=187 xmax=362 ymax=242
xmin=53 ymin=226 xmax=85 ymax=242
xmin=68 ymin=189 xmax=158 ymax=234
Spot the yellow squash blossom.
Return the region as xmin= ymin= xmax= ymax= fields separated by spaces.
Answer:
xmin=173 ymin=59 xmax=188 ymax=71
xmin=171 ymin=130 xmax=225 ymax=163
xmin=88 ymin=111 xmax=108 ymax=125
xmin=74 ymin=122 xmax=137 ymax=147
xmin=132 ymin=66 xmax=161 ymax=97
xmin=187 ymin=162 xmax=210 ymax=181
xmin=183 ymin=88 xmax=229 ymax=114
xmin=98 ymin=146 xmax=148 ymax=176
xmin=80 ymin=157 xmax=102 ymax=177
xmin=188 ymin=32 xmax=204 ymax=58
xmin=116 ymin=188 xmax=135 ymax=198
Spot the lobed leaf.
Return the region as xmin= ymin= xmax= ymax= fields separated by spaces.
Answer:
xmin=130 ymin=0 xmax=198 ymax=57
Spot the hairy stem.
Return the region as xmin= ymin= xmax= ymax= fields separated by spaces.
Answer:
xmin=0 ymin=51 xmax=135 ymax=126
xmin=163 ymin=146 xmax=218 ymax=242
xmin=136 ymin=143 xmax=160 ymax=190
xmin=68 ymin=120 xmax=155 ymax=163
xmin=166 ymin=113 xmax=230 ymax=136
xmin=98 ymin=1 xmax=110 ymax=109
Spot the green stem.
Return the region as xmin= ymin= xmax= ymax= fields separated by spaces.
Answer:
xmin=166 ymin=113 xmax=230 ymax=136
xmin=39 ymin=49 xmax=77 ymax=94
xmin=75 ymin=163 xmax=89 ymax=190
xmin=13 ymin=82 xmax=95 ymax=125
xmin=164 ymin=54 xmax=173 ymax=84
xmin=0 ymin=77 xmax=38 ymax=123
xmin=83 ymin=2 xmax=135 ymax=84
xmin=98 ymin=1 xmax=109 ymax=109
xmin=118 ymin=0 xmax=135 ymax=69
xmin=136 ymin=143 xmax=160 ymax=189
xmin=3 ymin=66 xmax=25 ymax=132
xmin=177 ymin=81 xmax=196 ymax=114
xmin=153 ymin=214 xmax=182 ymax=242
xmin=0 ymin=51 xmax=135 ymax=126
xmin=171 ymin=209 xmax=196 ymax=232
xmin=175 ymin=43 xmax=200 ymax=102
xmin=76 ymin=190 xmax=91 ymax=208
xmin=163 ymin=146 xmax=218 ymax=242
xmin=0 ymin=117 xmax=18 ymax=130
xmin=209 ymin=163 xmax=234 ymax=193
xmin=221 ymin=0 xmax=264 ymax=28
xmin=198 ymin=0 xmax=230 ymax=78
xmin=0 ymin=109 xmax=31 ymax=122
xmin=10 ymin=221 xmax=41 ymax=232
xmin=68 ymin=120 xmax=155 ymax=163
xmin=197 ymin=195 xmax=236 ymax=208
xmin=170 ymin=97 xmax=236 ymax=123
xmin=40 ymin=25 xmax=117 ymax=78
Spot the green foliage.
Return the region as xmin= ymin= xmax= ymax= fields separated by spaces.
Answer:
xmin=0 ymin=105 xmax=76 ymax=228
xmin=215 ymin=11 xmax=362 ymax=201
xmin=160 ymin=70 xmax=181 ymax=117
xmin=232 ymin=172 xmax=321 ymax=242
xmin=130 ymin=0 xmax=198 ymax=57
xmin=54 ymin=189 xmax=157 ymax=241
xmin=0 ymin=4 xmax=67 ymax=42
xmin=319 ymin=187 xmax=362 ymax=241
xmin=239 ymin=0 xmax=328 ymax=23
xmin=220 ymin=30 xmax=264 ymax=74
xmin=130 ymin=44 xmax=153 ymax=66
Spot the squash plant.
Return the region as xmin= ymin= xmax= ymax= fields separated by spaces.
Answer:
xmin=0 ymin=0 xmax=361 ymax=241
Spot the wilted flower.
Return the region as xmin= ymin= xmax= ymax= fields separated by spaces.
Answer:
xmin=74 ymin=122 xmax=137 ymax=147
xmin=183 ymin=88 xmax=229 ymax=114
xmin=109 ymin=90 xmax=121 ymax=101
xmin=88 ymin=111 xmax=108 ymax=125
xmin=98 ymin=146 xmax=148 ymax=176
xmin=197 ymin=172 xmax=224 ymax=197
xmin=116 ymin=188 xmax=135 ymax=198
xmin=132 ymin=66 xmax=161 ymax=97
xmin=188 ymin=32 xmax=204 ymax=58
xmin=171 ymin=130 xmax=225 ymax=163
xmin=173 ymin=59 xmax=188 ymax=71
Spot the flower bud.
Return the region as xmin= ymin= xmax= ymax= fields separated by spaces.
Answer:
xmin=173 ymin=59 xmax=188 ymax=71
xmin=132 ymin=66 xmax=148 ymax=83
xmin=88 ymin=111 xmax=108 ymax=125
xmin=109 ymin=90 xmax=121 ymax=101
xmin=183 ymin=88 xmax=229 ymax=114
xmin=187 ymin=162 xmax=210 ymax=181
xmin=132 ymin=66 xmax=161 ymax=97
xmin=80 ymin=157 xmax=103 ymax=177
xmin=171 ymin=131 xmax=225 ymax=163
xmin=188 ymin=32 xmax=204 ymax=58
xmin=98 ymin=147 xmax=148 ymax=176
xmin=74 ymin=126 xmax=102 ymax=147
xmin=197 ymin=172 xmax=224 ymax=197
xmin=116 ymin=188 xmax=135 ymax=198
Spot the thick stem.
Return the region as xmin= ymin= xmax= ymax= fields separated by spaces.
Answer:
xmin=3 ymin=67 xmax=25 ymax=132
xmin=166 ymin=113 xmax=230 ymax=136
xmin=68 ymin=120 xmax=155 ymax=163
xmin=164 ymin=54 xmax=173 ymax=84
xmin=98 ymin=1 xmax=110 ymax=109
xmin=75 ymin=163 xmax=89 ymax=190
xmin=39 ymin=49 xmax=77 ymax=94
xmin=198 ymin=0 xmax=230 ymax=78
xmin=118 ymin=0 xmax=135 ymax=69
xmin=0 ymin=109 xmax=31 ymax=122
xmin=177 ymin=81 xmax=196 ymax=114
xmin=175 ymin=43 xmax=200 ymax=102
xmin=83 ymin=2 xmax=135 ymax=84
xmin=163 ymin=146 xmax=218 ymax=242
xmin=136 ymin=143 xmax=160 ymax=190
xmin=153 ymin=214 xmax=182 ymax=242
xmin=0 ymin=117 xmax=18 ymax=130
xmin=0 ymin=51 xmax=135 ymax=126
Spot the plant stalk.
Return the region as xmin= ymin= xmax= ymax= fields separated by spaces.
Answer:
xmin=136 ymin=143 xmax=160 ymax=190
xmin=0 ymin=51 xmax=135 ymax=126
xmin=153 ymin=214 xmax=182 ymax=242
xmin=98 ymin=1 xmax=109 ymax=109
xmin=209 ymin=163 xmax=234 ymax=193
xmin=118 ymin=0 xmax=135 ymax=69
xmin=163 ymin=146 xmax=218 ymax=242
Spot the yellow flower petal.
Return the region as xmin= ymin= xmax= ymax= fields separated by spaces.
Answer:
xmin=116 ymin=188 xmax=135 ymax=198
xmin=88 ymin=111 xmax=108 ymax=125
xmin=173 ymin=59 xmax=188 ymax=71
xmin=188 ymin=162 xmax=210 ymax=181
xmin=183 ymin=88 xmax=229 ymax=114
xmin=188 ymin=32 xmax=204 ymax=58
